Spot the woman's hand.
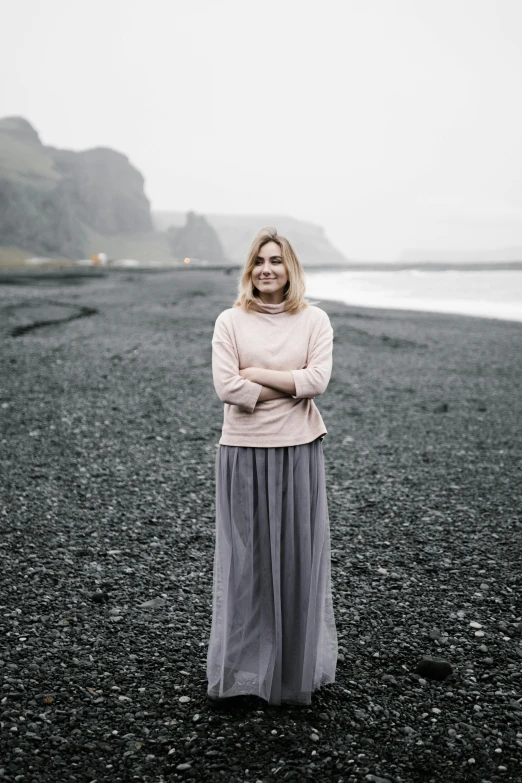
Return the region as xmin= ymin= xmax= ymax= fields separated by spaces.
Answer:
xmin=239 ymin=367 xmax=258 ymax=382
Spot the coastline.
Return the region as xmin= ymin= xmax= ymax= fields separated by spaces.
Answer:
xmin=304 ymin=268 xmax=522 ymax=324
xmin=2 ymin=266 xmax=521 ymax=782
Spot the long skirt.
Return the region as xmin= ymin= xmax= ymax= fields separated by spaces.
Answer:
xmin=206 ymin=435 xmax=338 ymax=706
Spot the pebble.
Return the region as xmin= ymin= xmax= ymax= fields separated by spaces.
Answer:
xmin=176 ymin=763 xmax=191 ymax=770
xmin=415 ymin=656 xmax=453 ymax=681
xmin=469 ymin=621 xmax=482 ymax=629
xmin=139 ymin=597 xmax=166 ymax=609
xmin=178 ymin=696 xmax=191 ymax=703
xmin=90 ymin=591 xmax=108 ymax=604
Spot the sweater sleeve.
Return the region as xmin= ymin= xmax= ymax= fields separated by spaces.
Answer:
xmin=290 ymin=310 xmax=333 ymax=399
xmin=212 ymin=314 xmax=263 ymax=414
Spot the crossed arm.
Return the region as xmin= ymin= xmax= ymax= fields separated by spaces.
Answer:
xmin=239 ymin=367 xmax=296 ymax=400
xmin=212 ymin=312 xmax=333 ymax=413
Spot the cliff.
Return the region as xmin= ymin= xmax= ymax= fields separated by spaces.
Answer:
xmin=0 ymin=117 xmax=152 ymax=259
xmin=0 ymin=116 xmax=350 ymax=267
xmin=154 ymin=210 xmax=349 ymax=266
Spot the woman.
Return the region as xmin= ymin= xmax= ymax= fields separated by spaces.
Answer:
xmin=206 ymin=227 xmax=338 ymax=707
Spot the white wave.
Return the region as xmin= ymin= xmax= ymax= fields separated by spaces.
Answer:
xmin=305 ymin=270 xmax=522 ymax=323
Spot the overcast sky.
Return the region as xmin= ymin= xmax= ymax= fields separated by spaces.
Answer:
xmin=2 ymin=0 xmax=522 ymax=260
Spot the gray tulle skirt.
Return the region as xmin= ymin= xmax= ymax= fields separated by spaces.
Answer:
xmin=206 ymin=436 xmax=338 ymax=706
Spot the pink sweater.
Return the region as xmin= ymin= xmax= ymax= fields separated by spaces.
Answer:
xmin=212 ymin=298 xmax=333 ymax=447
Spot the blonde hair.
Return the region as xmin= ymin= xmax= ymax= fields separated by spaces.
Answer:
xmin=232 ymin=226 xmax=319 ymax=314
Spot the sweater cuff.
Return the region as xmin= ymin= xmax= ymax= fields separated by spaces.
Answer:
xmin=239 ymin=380 xmax=264 ymax=413
xmin=290 ymin=369 xmax=311 ymax=399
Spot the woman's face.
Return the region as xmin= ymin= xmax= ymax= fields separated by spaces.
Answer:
xmin=251 ymin=241 xmax=289 ymax=300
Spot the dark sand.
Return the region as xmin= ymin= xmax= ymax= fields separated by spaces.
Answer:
xmin=1 ymin=266 xmax=521 ymax=782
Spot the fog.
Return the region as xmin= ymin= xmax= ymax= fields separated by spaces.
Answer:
xmin=2 ymin=0 xmax=522 ymax=259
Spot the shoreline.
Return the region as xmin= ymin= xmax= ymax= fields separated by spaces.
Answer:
xmin=304 ymin=268 xmax=522 ymax=325
xmin=2 ymin=258 xmax=522 ymax=271
xmin=305 ymin=291 xmax=522 ymax=326
xmin=2 ymin=263 xmax=522 ymax=327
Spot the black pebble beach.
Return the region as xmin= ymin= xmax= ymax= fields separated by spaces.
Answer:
xmin=1 ymin=265 xmax=521 ymax=783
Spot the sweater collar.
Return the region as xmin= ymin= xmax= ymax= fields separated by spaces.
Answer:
xmin=253 ymin=296 xmax=289 ymax=314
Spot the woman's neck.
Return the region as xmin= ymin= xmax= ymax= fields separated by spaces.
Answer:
xmin=254 ymin=297 xmax=288 ymax=314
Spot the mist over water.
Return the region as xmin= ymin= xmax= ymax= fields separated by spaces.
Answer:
xmin=305 ymin=269 xmax=522 ymax=323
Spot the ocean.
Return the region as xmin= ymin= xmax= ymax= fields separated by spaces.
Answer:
xmin=304 ymin=269 xmax=522 ymax=323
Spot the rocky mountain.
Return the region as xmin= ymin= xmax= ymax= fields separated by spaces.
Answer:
xmin=0 ymin=116 xmax=350 ymax=267
xmin=154 ymin=210 xmax=349 ymax=266
xmin=0 ymin=117 xmax=152 ymax=259
xmin=167 ymin=211 xmax=225 ymax=264
xmin=50 ymin=146 xmax=152 ymax=236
